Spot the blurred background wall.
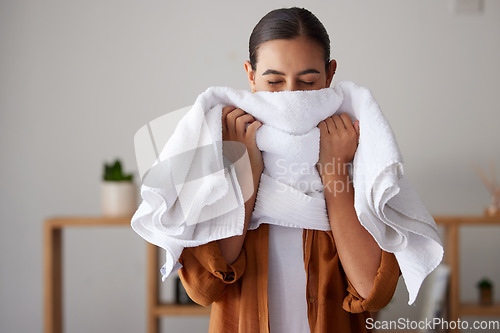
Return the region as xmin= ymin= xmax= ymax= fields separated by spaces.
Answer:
xmin=1 ymin=0 xmax=499 ymax=332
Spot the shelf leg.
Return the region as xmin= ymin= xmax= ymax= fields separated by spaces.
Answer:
xmin=44 ymin=224 xmax=63 ymax=333
xmin=147 ymin=243 xmax=159 ymax=333
xmin=447 ymin=224 xmax=460 ymax=333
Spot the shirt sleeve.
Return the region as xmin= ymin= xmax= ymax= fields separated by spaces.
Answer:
xmin=177 ymin=240 xmax=246 ymax=306
xmin=342 ymin=250 xmax=400 ymax=313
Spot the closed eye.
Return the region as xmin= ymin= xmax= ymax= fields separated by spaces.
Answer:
xmin=268 ymin=81 xmax=283 ymax=85
xmin=300 ymin=81 xmax=314 ymax=85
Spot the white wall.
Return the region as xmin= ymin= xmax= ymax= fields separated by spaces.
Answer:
xmin=1 ymin=0 xmax=499 ymax=332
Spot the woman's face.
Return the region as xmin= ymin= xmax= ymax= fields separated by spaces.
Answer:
xmin=245 ymin=37 xmax=336 ymax=93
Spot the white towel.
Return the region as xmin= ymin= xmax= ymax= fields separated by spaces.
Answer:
xmin=131 ymin=80 xmax=443 ymax=305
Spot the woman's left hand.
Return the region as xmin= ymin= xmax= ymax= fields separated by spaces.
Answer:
xmin=316 ymin=113 xmax=360 ymax=179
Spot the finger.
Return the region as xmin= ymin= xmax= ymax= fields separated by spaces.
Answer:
xmin=235 ymin=113 xmax=255 ymax=136
xmin=325 ymin=117 xmax=335 ymax=133
xmin=340 ymin=113 xmax=356 ymax=135
xmin=222 ymin=106 xmax=237 ymax=124
xmin=331 ymin=114 xmax=346 ymax=130
xmin=226 ymin=108 xmax=246 ymax=135
xmin=317 ymin=121 xmax=327 ymax=141
xmin=339 ymin=113 xmax=353 ymax=127
xmin=318 ymin=120 xmax=327 ymax=133
xmin=222 ymin=106 xmax=237 ymax=118
xmin=222 ymin=106 xmax=236 ymax=135
xmin=246 ymin=120 xmax=262 ymax=141
xmin=354 ymin=120 xmax=360 ymax=137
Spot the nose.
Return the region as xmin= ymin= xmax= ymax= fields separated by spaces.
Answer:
xmin=285 ymin=81 xmax=299 ymax=91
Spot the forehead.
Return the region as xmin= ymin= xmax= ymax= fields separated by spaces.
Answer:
xmin=255 ymin=37 xmax=325 ymax=72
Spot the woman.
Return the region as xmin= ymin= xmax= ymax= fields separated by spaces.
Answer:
xmin=178 ymin=7 xmax=400 ymax=332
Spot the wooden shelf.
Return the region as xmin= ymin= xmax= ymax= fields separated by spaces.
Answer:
xmin=435 ymin=215 xmax=500 ymax=333
xmin=45 ymin=216 xmax=132 ymax=228
xmin=153 ymin=304 xmax=211 ymax=316
xmin=460 ymin=303 xmax=500 ymax=317
xmin=434 ymin=215 xmax=500 ymax=226
xmin=45 ymin=215 xmax=500 ymax=333
xmin=44 ymin=216 xmax=135 ymax=333
xmin=147 ymin=242 xmax=213 ymax=333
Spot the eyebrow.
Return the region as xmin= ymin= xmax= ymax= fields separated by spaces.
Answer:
xmin=262 ymin=69 xmax=321 ymax=76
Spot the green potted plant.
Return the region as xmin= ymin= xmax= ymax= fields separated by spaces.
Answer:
xmin=477 ymin=278 xmax=493 ymax=306
xmin=101 ymin=159 xmax=137 ymax=217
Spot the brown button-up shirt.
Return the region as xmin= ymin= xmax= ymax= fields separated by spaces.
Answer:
xmin=178 ymin=223 xmax=400 ymax=332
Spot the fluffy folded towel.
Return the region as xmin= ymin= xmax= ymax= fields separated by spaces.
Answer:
xmin=131 ymin=80 xmax=443 ymax=305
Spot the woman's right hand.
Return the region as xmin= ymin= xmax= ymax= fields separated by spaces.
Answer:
xmin=222 ymin=106 xmax=264 ymax=178
xmin=218 ymin=106 xmax=263 ymax=264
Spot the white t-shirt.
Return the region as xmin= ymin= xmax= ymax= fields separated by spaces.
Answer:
xmin=267 ymin=224 xmax=311 ymax=333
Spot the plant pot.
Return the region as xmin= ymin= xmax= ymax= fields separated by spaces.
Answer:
xmin=479 ymin=287 xmax=493 ymax=306
xmin=101 ymin=181 xmax=137 ymax=217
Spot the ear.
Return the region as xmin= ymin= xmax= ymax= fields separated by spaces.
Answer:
xmin=244 ymin=61 xmax=256 ymax=92
xmin=326 ymin=59 xmax=337 ymax=87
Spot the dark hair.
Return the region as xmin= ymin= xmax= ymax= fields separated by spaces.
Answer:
xmin=249 ymin=7 xmax=331 ymax=71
